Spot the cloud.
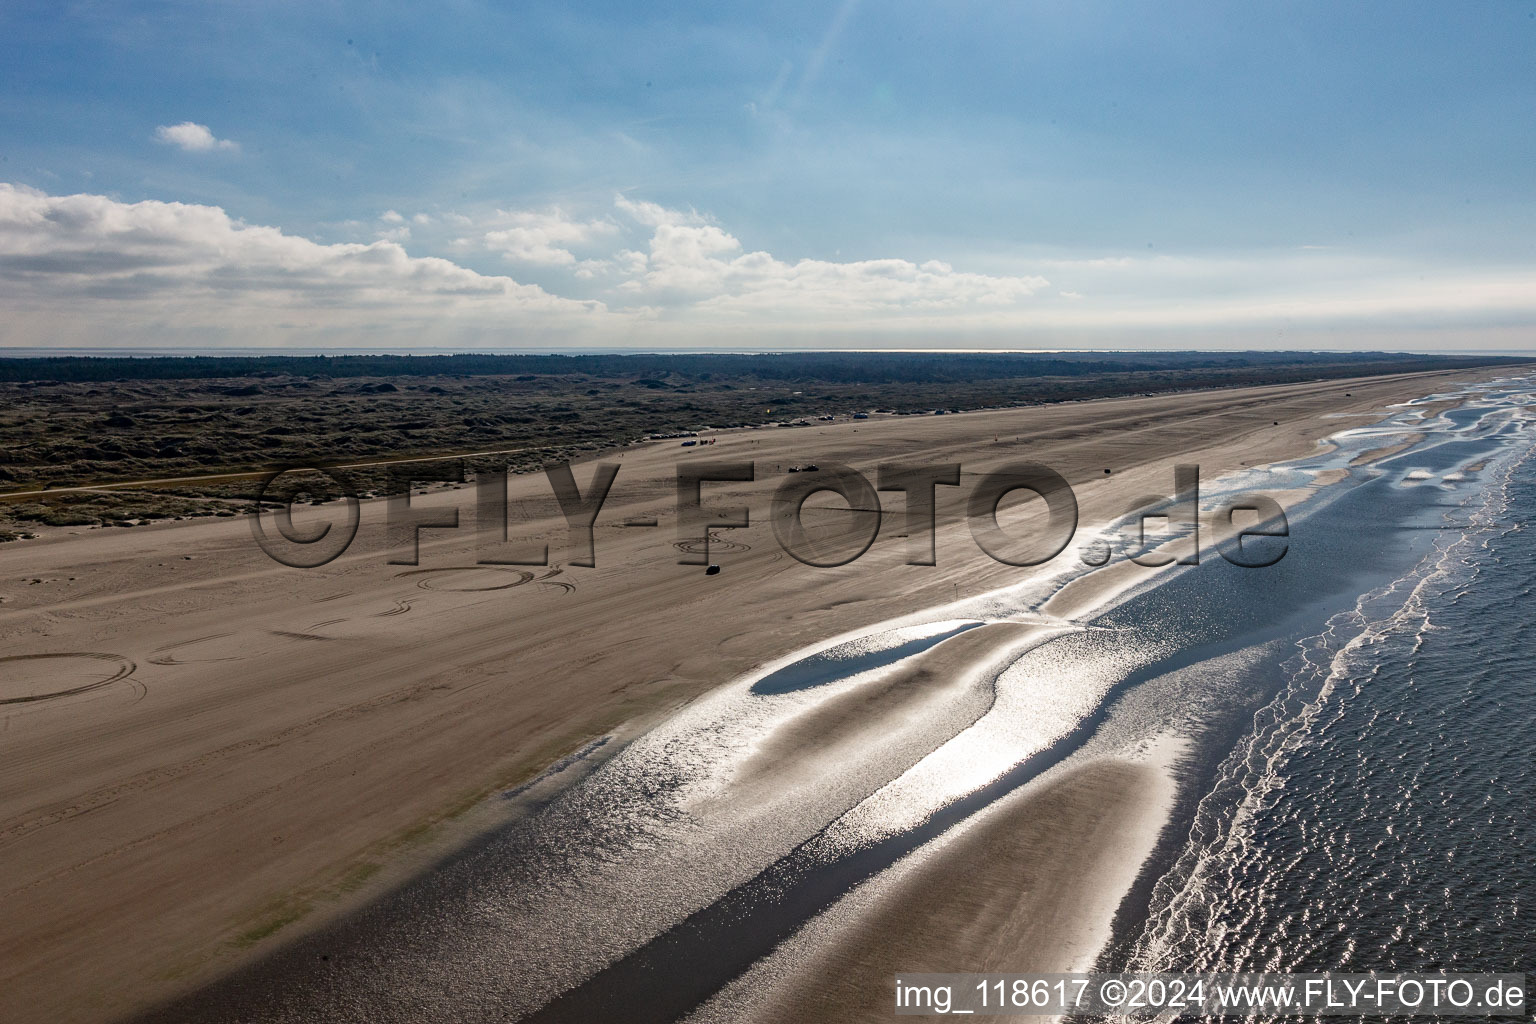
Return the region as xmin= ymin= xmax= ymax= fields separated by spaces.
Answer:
xmin=481 ymin=208 xmax=619 ymax=266
xmin=153 ymin=122 xmax=239 ymax=153
xmin=1020 ymin=250 xmax=1536 ymax=330
xmin=596 ymin=199 xmax=1536 ymax=338
xmin=612 ymin=198 xmax=1049 ymax=317
xmin=613 ymin=194 xmax=705 ymax=228
xmin=3 ymin=184 xmax=1532 ymax=349
xmin=614 ymin=249 xmax=649 ymax=275
xmin=0 ymin=184 xmax=609 ymax=346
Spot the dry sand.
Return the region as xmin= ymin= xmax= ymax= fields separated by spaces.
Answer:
xmin=0 ymin=368 xmax=1504 ymax=1023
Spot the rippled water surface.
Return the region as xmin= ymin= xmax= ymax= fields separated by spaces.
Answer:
xmin=1128 ymin=389 xmax=1536 ymax=987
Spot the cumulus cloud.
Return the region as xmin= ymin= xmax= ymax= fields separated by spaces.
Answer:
xmin=0 ymin=183 xmax=608 ymax=346
xmin=481 ymin=208 xmax=620 ymax=266
xmin=602 ymin=198 xmax=1536 ymax=333
xmin=153 ymin=122 xmax=239 ymax=153
xmin=614 ymin=249 xmax=649 ymax=276
xmin=611 ymin=197 xmax=1049 ymax=316
xmin=4 ymin=183 xmax=1530 ymax=349
xmin=613 ymin=195 xmax=706 ymax=228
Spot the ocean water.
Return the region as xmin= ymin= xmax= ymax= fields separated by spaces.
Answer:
xmin=138 ymin=376 xmax=1536 ymax=1023
xmin=1123 ymin=399 xmax=1536 ymax=987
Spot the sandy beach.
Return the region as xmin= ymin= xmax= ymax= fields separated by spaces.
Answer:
xmin=0 ymin=367 xmax=1509 ymax=1023
xmin=697 ymin=744 xmax=1180 ymax=1024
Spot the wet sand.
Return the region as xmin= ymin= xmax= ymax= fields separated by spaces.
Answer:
xmin=0 ymin=367 xmax=1510 ymax=1023
xmin=707 ymin=749 xmax=1179 ymax=1024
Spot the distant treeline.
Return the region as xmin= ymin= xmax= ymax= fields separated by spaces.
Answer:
xmin=0 ymin=350 xmax=1523 ymax=384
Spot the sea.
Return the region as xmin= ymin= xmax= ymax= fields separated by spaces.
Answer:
xmin=1118 ymin=380 xmax=1535 ymax=993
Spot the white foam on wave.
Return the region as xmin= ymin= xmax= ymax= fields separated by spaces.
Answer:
xmin=1126 ymin=384 xmax=1536 ymax=976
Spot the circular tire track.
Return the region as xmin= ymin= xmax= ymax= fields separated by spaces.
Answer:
xmin=394 ymin=567 xmax=538 ymax=592
xmin=673 ymin=530 xmax=752 ymax=556
xmin=148 ymin=633 xmax=239 ymax=666
xmin=534 ymin=565 xmax=577 ymax=594
xmin=0 ymin=653 xmax=136 ymax=705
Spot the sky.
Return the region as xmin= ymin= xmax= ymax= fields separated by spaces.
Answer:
xmin=1 ymin=0 xmax=1533 ymax=352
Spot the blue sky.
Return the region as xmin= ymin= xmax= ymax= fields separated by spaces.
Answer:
xmin=1 ymin=1 xmax=1533 ymax=350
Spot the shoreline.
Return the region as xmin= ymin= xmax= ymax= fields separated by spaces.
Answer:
xmin=0 ymin=366 xmax=1513 ymax=1023
xmin=149 ymin=372 xmax=1506 ymax=1022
